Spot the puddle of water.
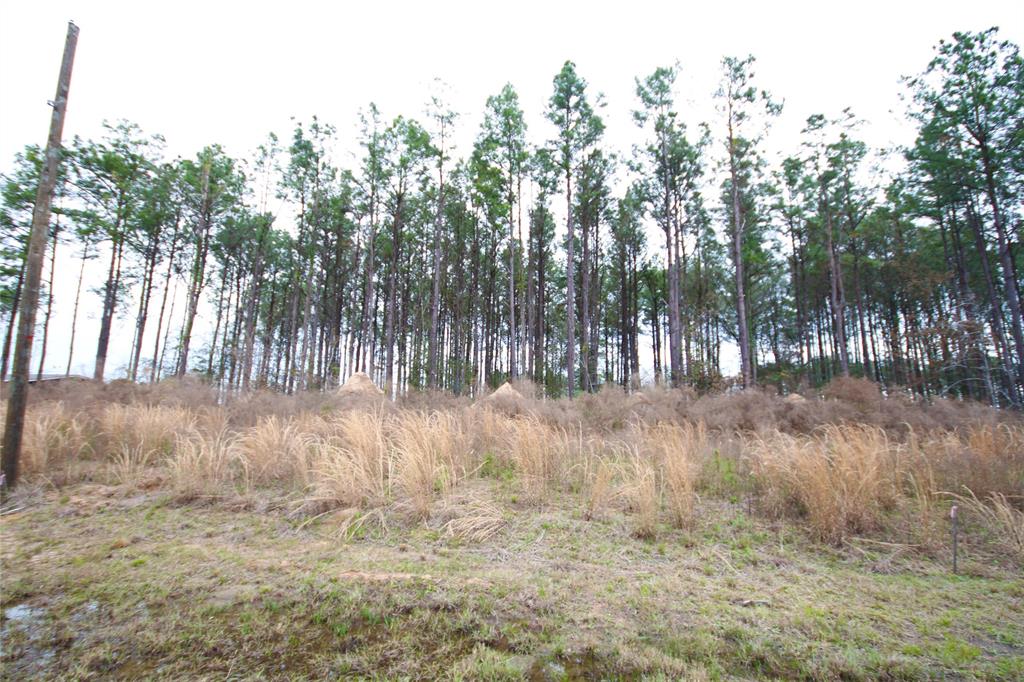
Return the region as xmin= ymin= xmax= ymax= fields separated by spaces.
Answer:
xmin=68 ymin=599 xmax=101 ymax=626
xmin=1 ymin=602 xmax=55 ymax=676
xmin=528 ymin=649 xmax=626 ymax=681
xmin=4 ymin=602 xmax=45 ymax=624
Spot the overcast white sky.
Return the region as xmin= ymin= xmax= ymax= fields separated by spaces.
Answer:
xmin=1 ymin=0 xmax=1021 ymax=381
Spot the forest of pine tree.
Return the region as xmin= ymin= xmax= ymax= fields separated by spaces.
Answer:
xmin=2 ymin=28 xmax=1022 ymax=405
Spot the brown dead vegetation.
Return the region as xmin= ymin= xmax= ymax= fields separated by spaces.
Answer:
xmin=2 ymin=377 xmax=1022 ymax=561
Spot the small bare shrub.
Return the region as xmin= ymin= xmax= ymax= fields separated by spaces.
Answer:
xmin=397 ymin=388 xmax=472 ymax=412
xmin=578 ymin=384 xmax=633 ymax=431
xmin=822 ymin=377 xmax=882 ymax=406
xmin=137 ymin=375 xmax=218 ymax=408
xmin=690 ymin=388 xmax=784 ymax=434
xmin=626 ymin=384 xmax=695 ymax=424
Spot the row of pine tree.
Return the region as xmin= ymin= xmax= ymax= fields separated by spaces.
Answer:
xmin=1 ymin=29 xmax=1021 ymax=405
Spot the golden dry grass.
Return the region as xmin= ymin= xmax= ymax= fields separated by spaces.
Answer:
xmin=751 ymin=425 xmax=894 ymax=543
xmin=644 ymin=422 xmax=708 ymax=529
xmin=308 ymin=411 xmax=392 ymax=509
xmin=582 ymin=453 xmax=617 ymax=521
xmin=949 ymin=488 xmax=1024 ymax=564
xmin=98 ymin=403 xmax=191 ymax=459
xmin=623 ymin=446 xmax=659 ymax=539
xmin=391 ymin=411 xmax=472 ymax=519
xmin=19 ymin=402 xmax=91 ymax=481
xmin=233 ymin=416 xmax=314 ymax=489
xmin=5 ymin=380 xmax=1022 ymax=561
xmin=502 ymin=415 xmax=567 ymax=504
xmin=168 ymin=428 xmax=237 ymax=498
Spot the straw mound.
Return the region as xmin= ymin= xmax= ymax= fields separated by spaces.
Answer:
xmin=481 ymin=383 xmax=524 ymax=402
xmin=338 ymin=372 xmax=384 ymax=396
xmin=475 ymin=383 xmax=529 ymax=413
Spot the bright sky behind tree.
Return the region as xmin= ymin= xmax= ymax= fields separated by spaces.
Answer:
xmin=0 ymin=0 xmax=1021 ymax=378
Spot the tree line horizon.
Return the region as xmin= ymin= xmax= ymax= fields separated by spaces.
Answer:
xmin=1 ymin=27 xmax=1021 ymax=405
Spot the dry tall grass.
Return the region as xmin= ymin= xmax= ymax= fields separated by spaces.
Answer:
xmin=643 ymin=422 xmax=708 ymax=529
xmin=503 ymin=416 xmax=567 ymax=503
xmin=99 ymin=404 xmax=191 ymax=459
xmin=623 ymin=446 xmax=659 ymax=539
xmin=169 ymin=429 xmax=237 ymax=498
xmin=309 ymin=411 xmax=392 ymax=509
xmin=906 ymin=461 xmax=940 ymax=548
xmin=7 ymin=379 xmax=1023 ymax=559
xmin=949 ymin=488 xmax=1024 ymax=565
xmin=19 ymin=402 xmax=91 ymax=481
xmin=392 ymin=411 xmax=472 ymax=519
xmin=234 ymin=416 xmax=312 ymax=489
xmin=751 ymin=425 xmax=894 ymax=543
xmin=582 ymin=453 xmax=617 ymax=521
xmin=109 ymin=443 xmax=157 ymax=487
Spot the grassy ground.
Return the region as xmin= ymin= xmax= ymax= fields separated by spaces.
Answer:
xmin=2 ymin=480 xmax=1021 ymax=681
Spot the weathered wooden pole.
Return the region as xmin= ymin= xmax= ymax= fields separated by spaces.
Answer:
xmin=1 ymin=21 xmax=79 ymax=491
xmin=950 ymin=503 xmax=959 ymax=575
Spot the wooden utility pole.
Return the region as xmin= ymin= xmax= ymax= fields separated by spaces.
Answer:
xmin=1 ymin=21 xmax=79 ymax=490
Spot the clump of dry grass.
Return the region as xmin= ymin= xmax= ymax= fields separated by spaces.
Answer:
xmin=109 ymin=443 xmax=157 ymax=487
xmin=309 ymin=411 xmax=392 ymax=509
xmin=905 ymin=462 xmax=940 ymax=548
xmin=234 ymin=416 xmax=313 ymax=489
xmin=960 ymin=423 xmax=1024 ymax=496
xmin=504 ymin=416 xmax=567 ymax=503
xmin=392 ymin=411 xmax=472 ymax=519
xmin=645 ymin=422 xmax=708 ymax=529
xmin=949 ymin=488 xmax=1024 ymax=565
xmin=440 ymin=494 xmax=506 ymax=543
xmin=582 ymin=453 xmax=617 ymax=521
xmin=169 ymin=429 xmax=237 ymax=498
xmin=467 ymin=407 xmax=513 ymax=458
xmin=902 ymin=423 xmax=1024 ymax=510
xmin=18 ymin=402 xmax=92 ymax=482
xmin=623 ymin=445 xmax=659 ymax=539
xmin=752 ymin=425 xmax=895 ymax=543
xmin=99 ymin=404 xmax=191 ymax=460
